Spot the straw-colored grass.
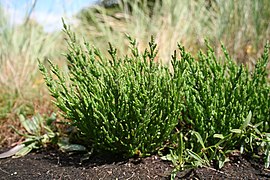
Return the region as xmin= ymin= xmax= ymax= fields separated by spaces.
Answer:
xmin=0 ymin=6 xmax=62 ymax=146
xmin=76 ymin=0 xmax=270 ymax=67
xmin=0 ymin=13 xmax=61 ymax=94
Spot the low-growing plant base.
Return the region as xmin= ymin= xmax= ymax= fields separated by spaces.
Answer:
xmin=0 ymin=147 xmax=269 ymax=179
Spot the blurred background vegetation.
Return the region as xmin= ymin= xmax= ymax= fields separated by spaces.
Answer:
xmin=0 ymin=0 xmax=270 ymax=147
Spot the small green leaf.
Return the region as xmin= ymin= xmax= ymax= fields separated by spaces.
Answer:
xmin=187 ymin=149 xmax=205 ymax=167
xmin=240 ymin=111 xmax=252 ymax=131
xmin=192 ymin=131 xmax=205 ymax=149
xmin=161 ymin=154 xmax=173 ymax=161
xmin=59 ymin=144 xmax=87 ymax=152
xmin=14 ymin=144 xmax=34 ymax=158
xmin=213 ymin=134 xmax=224 ymax=139
xmin=170 ymin=168 xmax=178 ymax=180
xmin=19 ymin=115 xmax=33 ymax=134
xmin=265 ymin=152 xmax=270 ymax=169
xmin=218 ymin=156 xmax=230 ymax=169
xmin=230 ymin=129 xmax=242 ymax=134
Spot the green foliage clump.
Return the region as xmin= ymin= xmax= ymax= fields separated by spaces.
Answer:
xmin=166 ymin=41 xmax=270 ymax=173
xmin=173 ymin=41 xmax=270 ymax=145
xmin=39 ymin=23 xmax=184 ymax=157
xmin=40 ymin=22 xmax=269 ymax=170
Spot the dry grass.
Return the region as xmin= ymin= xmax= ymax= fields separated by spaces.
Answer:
xmin=0 ymin=6 xmax=63 ymax=146
xmin=76 ymin=0 xmax=270 ymax=67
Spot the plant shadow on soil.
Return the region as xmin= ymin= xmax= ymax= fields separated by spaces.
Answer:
xmin=0 ymin=146 xmax=270 ymax=180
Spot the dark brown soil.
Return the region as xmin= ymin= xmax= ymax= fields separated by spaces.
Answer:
xmin=0 ymin=147 xmax=269 ymax=180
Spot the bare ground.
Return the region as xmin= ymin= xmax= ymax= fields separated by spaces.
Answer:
xmin=0 ymin=147 xmax=269 ymax=180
